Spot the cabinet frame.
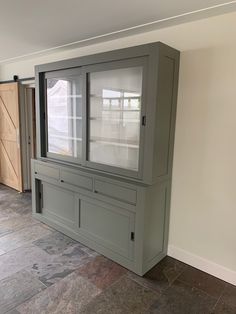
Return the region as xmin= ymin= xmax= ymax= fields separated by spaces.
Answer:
xmin=33 ymin=42 xmax=180 ymax=275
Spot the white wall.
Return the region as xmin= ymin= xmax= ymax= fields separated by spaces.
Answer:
xmin=0 ymin=11 xmax=236 ymax=284
xmin=169 ymin=46 xmax=236 ymax=285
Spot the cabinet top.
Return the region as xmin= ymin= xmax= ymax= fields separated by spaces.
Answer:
xmin=35 ymin=41 xmax=179 ymax=74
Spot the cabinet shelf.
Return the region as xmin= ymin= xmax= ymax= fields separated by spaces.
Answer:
xmin=49 ymin=134 xmax=82 ymax=141
xmin=90 ymin=137 xmax=139 ymax=149
xmin=48 ymin=95 xmax=82 ymax=99
xmin=90 ymin=117 xmax=140 ymax=123
xmin=48 ymin=115 xmax=82 ymax=120
xmin=91 ymin=94 xmax=140 ymax=100
xmin=100 ymin=109 xmax=139 ymax=112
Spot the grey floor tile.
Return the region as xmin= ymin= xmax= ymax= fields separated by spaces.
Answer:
xmin=16 ymin=270 xmax=101 ymax=314
xmin=0 ymin=224 xmax=53 ymax=252
xmin=0 ymin=245 xmax=52 ymax=281
xmin=81 ymin=276 xmax=160 ymax=314
xmin=211 ymin=300 xmax=236 ymax=314
xmin=220 ymin=283 xmax=236 ymax=308
xmin=78 ymin=255 xmax=127 ymax=290
xmin=33 ymin=231 xmax=77 ymax=255
xmin=128 ymin=256 xmax=187 ymax=294
xmin=28 ymin=243 xmax=92 ymax=287
xmin=149 ymin=279 xmax=217 ymax=314
xmin=5 ymin=309 xmax=20 ymax=314
xmin=0 ymin=269 xmax=45 ymax=313
xmin=178 ymin=265 xmax=226 ymax=298
xmin=0 ymin=215 xmax=39 ymax=237
xmin=0 ymin=248 xmax=5 ymax=255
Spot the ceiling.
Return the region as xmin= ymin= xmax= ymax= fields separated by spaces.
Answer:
xmin=0 ymin=0 xmax=236 ymax=63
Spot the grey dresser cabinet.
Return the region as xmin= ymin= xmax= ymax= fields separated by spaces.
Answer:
xmin=32 ymin=42 xmax=180 ymax=275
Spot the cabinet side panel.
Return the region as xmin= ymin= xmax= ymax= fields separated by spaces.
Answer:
xmin=143 ymin=181 xmax=169 ymax=270
xmin=153 ymin=48 xmax=180 ymax=180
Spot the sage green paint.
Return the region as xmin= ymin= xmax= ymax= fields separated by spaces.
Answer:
xmin=32 ymin=42 xmax=180 ymax=275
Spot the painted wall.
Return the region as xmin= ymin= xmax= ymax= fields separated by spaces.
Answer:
xmin=169 ymin=46 xmax=236 ymax=284
xmin=0 ymin=12 xmax=235 ymax=284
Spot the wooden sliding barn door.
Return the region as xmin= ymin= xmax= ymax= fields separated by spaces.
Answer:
xmin=0 ymin=83 xmax=23 ymax=192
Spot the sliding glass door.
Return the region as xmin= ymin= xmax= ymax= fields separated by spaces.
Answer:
xmin=43 ymin=58 xmax=147 ymax=178
xmin=45 ymin=68 xmax=83 ymax=163
xmin=85 ymin=58 xmax=146 ymax=177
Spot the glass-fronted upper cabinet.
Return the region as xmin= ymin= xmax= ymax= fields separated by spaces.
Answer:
xmin=45 ymin=69 xmax=83 ymax=162
xmin=42 ymin=58 xmax=146 ymax=177
xmin=85 ymin=58 xmax=146 ymax=177
xmin=36 ymin=43 xmax=180 ymax=183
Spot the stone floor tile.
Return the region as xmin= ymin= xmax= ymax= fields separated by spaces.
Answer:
xmin=0 ymin=245 xmax=52 ymax=281
xmin=220 ymin=283 xmax=236 ymax=308
xmin=211 ymin=300 xmax=236 ymax=314
xmin=28 ymin=243 xmax=93 ymax=287
xmin=81 ymin=276 xmax=159 ymax=314
xmin=78 ymin=255 xmax=127 ymax=290
xmin=128 ymin=256 xmax=187 ymax=294
xmin=0 ymin=224 xmax=53 ymax=252
xmin=0 ymin=215 xmax=39 ymax=237
xmin=33 ymin=231 xmax=77 ymax=255
xmin=178 ymin=265 xmax=226 ymax=299
xmin=16 ymin=270 xmax=101 ymax=314
xmin=5 ymin=309 xmax=20 ymax=314
xmin=149 ymin=279 xmax=217 ymax=314
xmin=0 ymin=269 xmax=45 ymax=313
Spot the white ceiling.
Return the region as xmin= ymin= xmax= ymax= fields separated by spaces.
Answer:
xmin=0 ymin=0 xmax=236 ymax=63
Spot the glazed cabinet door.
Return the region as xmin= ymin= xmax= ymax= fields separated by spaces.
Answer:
xmin=84 ymin=57 xmax=147 ymax=179
xmin=44 ymin=68 xmax=84 ymax=163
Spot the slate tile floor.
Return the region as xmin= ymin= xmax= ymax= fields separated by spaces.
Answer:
xmin=0 ymin=184 xmax=235 ymax=314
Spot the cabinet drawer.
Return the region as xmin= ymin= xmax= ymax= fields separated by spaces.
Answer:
xmin=79 ymin=198 xmax=134 ymax=259
xmin=94 ymin=179 xmax=137 ymax=205
xmin=35 ymin=163 xmax=60 ymax=180
xmin=61 ymin=170 xmax=93 ymax=191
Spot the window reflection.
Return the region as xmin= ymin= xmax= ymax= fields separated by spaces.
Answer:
xmin=47 ymin=77 xmax=82 ymax=158
xmin=89 ymin=67 xmax=142 ymax=171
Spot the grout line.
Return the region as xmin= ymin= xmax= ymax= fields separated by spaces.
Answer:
xmin=177 ymin=276 xmax=222 ymax=302
xmin=211 ymin=283 xmax=228 ymax=311
xmin=127 ymin=274 xmax=162 ymax=297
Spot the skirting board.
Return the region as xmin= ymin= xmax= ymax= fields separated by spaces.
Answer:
xmin=168 ymin=245 xmax=236 ymax=286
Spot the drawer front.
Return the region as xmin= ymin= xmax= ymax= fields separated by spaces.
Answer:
xmin=35 ymin=163 xmax=60 ymax=180
xmin=61 ymin=170 xmax=93 ymax=191
xmin=79 ymin=198 xmax=134 ymax=260
xmin=94 ymin=179 xmax=137 ymax=205
xmin=42 ymin=182 xmax=78 ymax=231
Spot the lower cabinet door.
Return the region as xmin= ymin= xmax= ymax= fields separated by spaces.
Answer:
xmin=78 ymin=197 xmax=135 ymax=260
xmin=42 ymin=182 xmax=79 ymax=231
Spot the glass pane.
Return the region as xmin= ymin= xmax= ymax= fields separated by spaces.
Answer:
xmin=88 ymin=67 xmax=142 ymax=171
xmin=46 ymin=75 xmax=82 ymax=159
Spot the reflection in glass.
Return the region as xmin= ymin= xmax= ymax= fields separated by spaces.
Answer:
xmin=89 ymin=67 xmax=142 ymax=171
xmin=47 ymin=77 xmax=82 ymax=158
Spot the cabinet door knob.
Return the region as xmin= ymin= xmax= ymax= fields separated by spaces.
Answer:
xmin=61 ymin=179 xmax=64 ymax=183
xmin=94 ymin=190 xmax=98 ymax=193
